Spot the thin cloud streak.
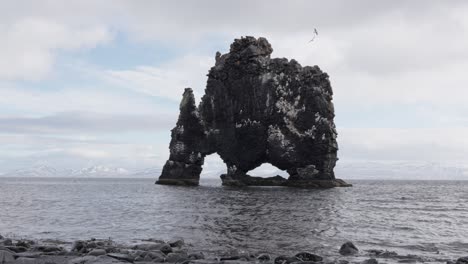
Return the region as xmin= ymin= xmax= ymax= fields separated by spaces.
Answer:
xmin=0 ymin=112 xmax=175 ymax=134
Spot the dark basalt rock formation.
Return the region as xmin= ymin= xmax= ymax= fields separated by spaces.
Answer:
xmin=157 ymin=36 xmax=351 ymax=188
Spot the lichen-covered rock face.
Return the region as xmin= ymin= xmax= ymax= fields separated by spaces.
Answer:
xmin=157 ymin=36 xmax=351 ymax=188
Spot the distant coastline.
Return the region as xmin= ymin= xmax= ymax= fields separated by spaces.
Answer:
xmin=1 ymin=160 xmax=467 ymax=180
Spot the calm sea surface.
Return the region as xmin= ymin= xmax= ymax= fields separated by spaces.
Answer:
xmin=0 ymin=178 xmax=467 ymax=260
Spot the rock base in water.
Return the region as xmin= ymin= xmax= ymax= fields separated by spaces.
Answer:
xmin=220 ymin=174 xmax=288 ymax=187
xmin=219 ymin=174 xmax=352 ymax=188
xmin=156 ymin=178 xmax=199 ymax=186
xmin=287 ymin=179 xmax=352 ymax=188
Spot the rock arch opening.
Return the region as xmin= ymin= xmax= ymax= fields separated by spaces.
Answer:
xmin=200 ymin=153 xmax=226 ymax=179
xmin=247 ymin=163 xmax=287 ymax=178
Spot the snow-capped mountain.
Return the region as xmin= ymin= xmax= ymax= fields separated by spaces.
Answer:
xmin=0 ymin=165 xmax=158 ymax=178
xmin=335 ymin=160 xmax=468 ymax=180
xmin=69 ymin=165 xmax=130 ymax=178
xmin=130 ymin=167 xmax=162 ymax=178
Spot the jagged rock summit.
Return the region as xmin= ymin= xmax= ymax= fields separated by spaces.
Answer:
xmin=156 ymin=36 xmax=351 ymax=188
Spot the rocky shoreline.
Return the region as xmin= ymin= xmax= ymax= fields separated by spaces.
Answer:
xmin=0 ymin=235 xmax=465 ymax=264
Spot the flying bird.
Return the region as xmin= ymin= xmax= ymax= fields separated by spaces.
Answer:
xmin=309 ymin=28 xmax=319 ymax=43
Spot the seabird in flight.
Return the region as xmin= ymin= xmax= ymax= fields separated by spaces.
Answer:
xmin=309 ymin=28 xmax=319 ymax=43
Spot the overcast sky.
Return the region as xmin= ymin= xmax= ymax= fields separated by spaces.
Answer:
xmin=1 ymin=0 xmax=468 ymax=178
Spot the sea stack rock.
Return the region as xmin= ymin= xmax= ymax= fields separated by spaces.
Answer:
xmin=157 ymin=36 xmax=351 ymax=188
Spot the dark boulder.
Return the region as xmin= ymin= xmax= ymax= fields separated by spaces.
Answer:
xmin=256 ymin=253 xmax=271 ymax=261
xmin=13 ymin=252 xmax=41 ymax=258
xmin=87 ymin=249 xmax=106 ymax=256
xmin=5 ymin=246 xmax=27 ymax=253
xmin=188 ymin=252 xmax=205 ymax=260
xmin=15 ymin=241 xmax=33 ymax=249
xmin=71 ymin=240 xmax=87 ymax=253
xmin=106 ymin=253 xmax=134 ymax=262
xmin=457 ymin=256 xmax=468 ymax=264
xmin=154 ymin=243 xmax=173 ymax=254
xmin=147 ymin=251 xmax=166 ymax=262
xmin=168 ymin=238 xmax=185 ymax=248
xmin=132 ymin=243 xmax=163 ymax=251
xmin=32 ymin=245 xmax=63 ymax=253
xmin=274 ymin=255 xmax=299 ymax=264
xmin=69 ymin=256 xmax=98 ymax=264
xmin=339 ymin=242 xmax=359 ymax=256
xmin=0 ymin=250 xmax=15 ymax=263
xmin=166 ymin=252 xmax=189 ymax=263
xmin=157 ymin=36 xmax=350 ymax=188
xmin=294 ymin=252 xmax=322 ymax=262
xmin=361 ymin=259 xmax=378 ymax=264
xmin=3 ymin=239 xmax=12 ymax=246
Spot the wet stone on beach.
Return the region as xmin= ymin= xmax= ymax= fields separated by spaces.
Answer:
xmin=360 ymin=259 xmax=378 ymax=264
xmin=0 ymin=250 xmax=15 ymax=264
xmin=0 ymin=235 xmax=465 ymax=264
xmin=339 ymin=242 xmax=359 ymax=256
xmin=294 ymin=252 xmax=323 ymax=262
xmin=457 ymin=256 xmax=468 ymax=264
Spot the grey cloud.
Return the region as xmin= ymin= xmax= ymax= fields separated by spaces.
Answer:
xmin=4 ymin=1 xmax=464 ymax=39
xmin=3 ymin=1 xmax=468 ymax=77
xmin=115 ymin=0 xmax=465 ymax=35
xmin=119 ymin=0 xmax=468 ymax=75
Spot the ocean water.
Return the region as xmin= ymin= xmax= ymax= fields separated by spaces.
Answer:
xmin=0 ymin=177 xmax=467 ymax=260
